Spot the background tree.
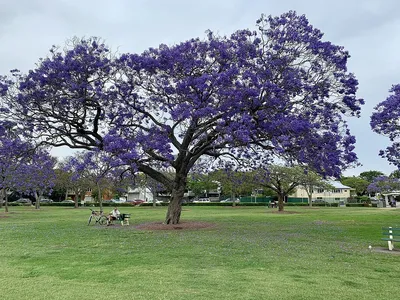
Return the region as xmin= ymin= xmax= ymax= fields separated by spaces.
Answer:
xmin=64 ymin=151 xmax=128 ymax=210
xmin=0 ymin=124 xmax=38 ymax=212
xmin=298 ymin=168 xmax=330 ymax=207
xmin=188 ymin=173 xmax=219 ymax=198
xmin=367 ymin=175 xmax=400 ymax=195
xmin=210 ymin=170 xmax=254 ymax=205
xmin=255 ymin=165 xmax=304 ymax=211
xmin=52 ymin=167 xmax=73 ymax=202
xmin=133 ymin=173 xmax=166 ymax=207
xmin=359 ymin=170 xmax=385 ymax=183
xmin=2 ymin=12 xmax=363 ymax=224
xmin=340 ymin=176 xmax=369 ymax=196
xmin=10 ymin=150 xmax=56 ymax=209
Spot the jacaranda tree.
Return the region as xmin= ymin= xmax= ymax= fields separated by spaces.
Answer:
xmin=367 ymin=175 xmax=400 ymax=195
xmin=371 ymin=84 xmax=400 ymax=167
xmin=0 ymin=122 xmax=35 ymax=212
xmin=1 ymin=12 xmax=363 ymax=224
xmin=64 ymin=150 xmax=130 ymax=210
xmin=10 ymin=149 xmax=56 ymax=209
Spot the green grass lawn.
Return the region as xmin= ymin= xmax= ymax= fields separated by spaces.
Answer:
xmin=1 ymin=205 xmax=399 ymax=300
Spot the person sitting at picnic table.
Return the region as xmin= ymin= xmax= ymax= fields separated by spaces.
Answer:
xmin=107 ymin=207 xmax=120 ymax=225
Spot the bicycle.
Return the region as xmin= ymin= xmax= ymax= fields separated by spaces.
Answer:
xmin=87 ymin=209 xmax=107 ymax=225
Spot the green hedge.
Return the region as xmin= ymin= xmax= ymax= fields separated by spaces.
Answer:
xmin=50 ymin=202 xmax=76 ymax=207
xmin=6 ymin=202 xmax=32 ymax=206
xmin=346 ymin=203 xmax=366 ymax=207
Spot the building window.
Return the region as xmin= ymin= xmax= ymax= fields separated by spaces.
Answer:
xmin=317 ymin=189 xmax=324 ymax=193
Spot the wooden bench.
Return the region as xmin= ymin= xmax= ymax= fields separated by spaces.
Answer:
xmin=119 ymin=213 xmax=131 ymax=226
xmin=382 ymin=227 xmax=400 ymax=251
xmin=268 ymin=201 xmax=277 ymax=208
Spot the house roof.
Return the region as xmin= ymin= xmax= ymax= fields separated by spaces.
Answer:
xmin=327 ymin=180 xmax=351 ymax=189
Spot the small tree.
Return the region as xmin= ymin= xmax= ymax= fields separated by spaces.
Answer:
xmin=298 ymin=168 xmax=330 ymax=207
xmin=254 ymin=165 xmax=304 ymax=211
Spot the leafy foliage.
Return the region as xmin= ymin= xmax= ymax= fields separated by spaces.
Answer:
xmin=371 ymin=85 xmax=400 ymax=167
xmin=253 ymin=165 xmax=305 ymax=211
xmin=367 ymin=175 xmax=400 ymax=194
xmin=359 ymin=170 xmax=385 ymax=183
xmin=1 ymin=12 xmax=363 ymax=223
xmin=340 ymin=176 xmax=369 ymax=196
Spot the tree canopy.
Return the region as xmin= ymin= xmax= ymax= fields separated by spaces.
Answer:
xmin=340 ymin=176 xmax=369 ymax=196
xmin=371 ymin=84 xmax=400 ymax=167
xmin=0 ymin=12 xmax=364 ymax=223
xmin=367 ymin=175 xmax=400 ymax=194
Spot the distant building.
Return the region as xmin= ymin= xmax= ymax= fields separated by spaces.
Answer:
xmin=292 ymin=181 xmax=352 ymax=203
xmin=125 ymin=186 xmax=154 ymax=202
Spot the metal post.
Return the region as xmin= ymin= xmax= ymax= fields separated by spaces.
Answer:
xmin=388 ymin=227 xmax=394 ymax=251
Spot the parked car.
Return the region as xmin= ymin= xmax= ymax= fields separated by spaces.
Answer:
xmin=111 ymin=198 xmax=126 ymax=204
xmin=193 ymin=198 xmax=211 ymax=203
xmin=40 ymin=199 xmax=53 ymax=203
xmin=146 ymin=200 xmax=162 ymax=205
xmin=60 ymin=200 xmax=75 ymax=204
xmin=14 ymin=198 xmax=32 ymax=205
xmin=369 ymin=198 xmax=380 ymax=205
xmin=127 ymin=199 xmax=146 ymax=206
xmin=220 ymin=198 xmax=240 ymax=203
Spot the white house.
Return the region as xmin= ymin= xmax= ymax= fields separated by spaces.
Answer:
xmin=125 ymin=186 xmax=154 ymax=202
xmin=292 ymin=181 xmax=352 ymax=203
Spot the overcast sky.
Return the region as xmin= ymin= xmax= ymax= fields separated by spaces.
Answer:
xmin=1 ymin=0 xmax=399 ymax=176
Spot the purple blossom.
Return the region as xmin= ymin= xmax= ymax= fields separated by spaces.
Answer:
xmin=371 ymin=84 xmax=400 ymax=167
xmin=1 ymin=13 xmax=364 ymax=223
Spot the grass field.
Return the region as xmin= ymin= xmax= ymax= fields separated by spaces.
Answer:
xmin=1 ymin=205 xmax=399 ymax=300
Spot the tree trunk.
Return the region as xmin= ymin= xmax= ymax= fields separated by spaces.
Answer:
xmin=34 ymin=191 xmax=41 ymax=209
xmin=278 ymin=194 xmax=285 ymax=212
xmin=97 ymin=183 xmax=103 ymax=211
xmin=165 ymin=174 xmax=187 ymax=224
xmin=4 ymin=190 xmax=8 ymax=213
xmin=74 ymin=189 xmax=79 ymax=209
xmin=231 ymin=190 xmax=236 ymax=207
xmin=0 ymin=188 xmax=3 ymax=209
xmin=308 ymin=195 xmax=313 ymax=207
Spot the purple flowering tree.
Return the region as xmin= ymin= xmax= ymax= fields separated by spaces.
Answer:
xmin=2 ymin=12 xmax=363 ymax=224
xmin=10 ymin=150 xmax=56 ymax=209
xmin=64 ymin=150 xmax=129 ymax=210
xmin=0 ymin=123 xmax=35 ymax=212
xmin=371 ymin=85 xmax=400 ymax=166
xmin=367 ymin=175 xmax=400 ymax=195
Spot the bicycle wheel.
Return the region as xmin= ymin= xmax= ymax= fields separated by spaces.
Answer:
xmin=98 ymin=216 xmax=107 ymax=225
